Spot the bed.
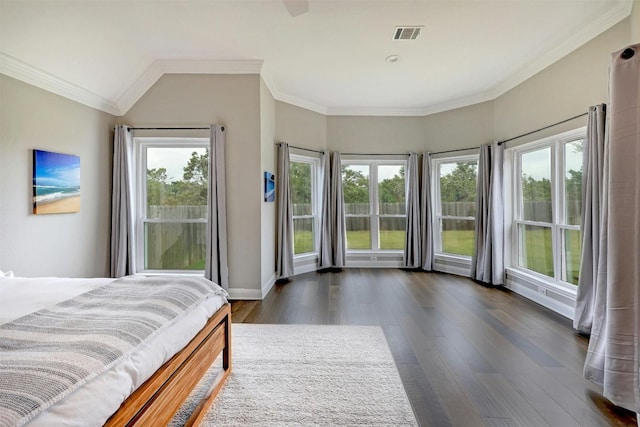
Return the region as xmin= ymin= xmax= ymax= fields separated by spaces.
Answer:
xmin=0 ymin=273 xmax=232 ymax=427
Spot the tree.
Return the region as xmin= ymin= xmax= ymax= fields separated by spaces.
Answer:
xmin=146 ymin=167 xmax=168 ymax=206
xmin=173 ymin=150 xmax=209 ymax=206
xmin=342 ymin=166 xmax=369 ymax=204
xmin=378 ymin=167 xmax=405 ymax=204
xmin=439 ymin=161 xmax=477 ymax=203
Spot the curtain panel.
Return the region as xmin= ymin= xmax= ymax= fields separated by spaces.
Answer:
xmin=204 ymin=125 xmax=229 ymax=290
xmin=110 ymin=125 xmax=135 ymax=278
xmin=471 ymin=142 xmax=504 ymax=285
xmin=275 ymin=143 xmax=295 ymax=279
xmin=404 ymin=153 xmax=421 ymax=268
xmin=573 ymin=104 xmax=607 ymax=333
xmin=328 ymin=152 xmax=346 ymax=267
xmin=420 ymin=152 xmax=434 ymax=271
xmin=582 ymin=44 xmax=640 ymax=414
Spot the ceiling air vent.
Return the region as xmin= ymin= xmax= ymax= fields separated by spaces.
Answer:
xmin=393 ymin=26 xmax=423 ymax=40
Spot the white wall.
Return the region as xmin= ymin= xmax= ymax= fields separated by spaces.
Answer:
xmin=123 ymin=74 xmax=263 ymax=295
xmin=275 ymin=101 xmax=328 ymax=150
xmin=260 ymin=78 xmax=276 ymax=298
xmin=495 ymin=19 xmax=631 ymax=147
xmin=632 ymin=0 xmax=640 ymax=43
xmin=0 ymin=75 xmax=114 ymax=277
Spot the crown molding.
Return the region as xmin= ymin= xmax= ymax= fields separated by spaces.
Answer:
xmin=490 ymin=0 xmax=633 ymax=100
xmin=0 ymin=52 xmax=120 ymax=115
xmin=117 ymin=59 xmax=264 ymax=115
xmin=1 ymin=0 xmax=632 ymax=119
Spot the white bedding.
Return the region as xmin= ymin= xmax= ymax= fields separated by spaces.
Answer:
xmin=0 ymin=276 xmax=228 ymax=427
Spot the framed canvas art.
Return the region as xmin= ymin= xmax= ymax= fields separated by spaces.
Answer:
xmin=264 ymin=171 xmax=275 ymax=202
xmin=33 ymin=149 xmax=81 ymax=214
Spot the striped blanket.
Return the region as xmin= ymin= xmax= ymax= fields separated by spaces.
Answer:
xmin=0 ymin=275 xmax=228 ymax=427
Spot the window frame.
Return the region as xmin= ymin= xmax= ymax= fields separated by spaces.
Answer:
xmin=134 ymin=137 xmax=209 ymax=275
xmin=290 ymin=153 xmax=321 ymax=257
xmin=341 ymin=158 xmax=407 ymax=252
xmin=509 ymin=128 xmax=585 ymax=290
xmin=431 ymin=154 xmax=479 ymax=259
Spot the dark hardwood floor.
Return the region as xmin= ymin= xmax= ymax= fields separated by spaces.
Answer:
xmin=231 ymin=268 xmax=637 ymax=427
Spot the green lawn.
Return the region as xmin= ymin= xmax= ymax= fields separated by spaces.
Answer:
xmin=294 ymin=228 xmax=580 ymax=285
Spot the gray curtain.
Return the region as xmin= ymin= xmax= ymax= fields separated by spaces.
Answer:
xmin=583 ymin=43 xmax=639 ymax=414
xmin=110 ymin=125 xmax=134 ymax=278
xmin=318 ymin=152 xmax=332 ymax=268
xmin=319 ymin=151 xmax=346 ymax=268
xmin=329 ymin=152 xmax=346 ymax=267
xmin=204 ymin=125 xmax=229 ymax=290
xmin=275 ymin=143 xmax=294 ymax=278
xmin=420 ymin=152 xmax=434 ymax=271
xmin=573 ymin=104 xmax=607 ymax=333
xmin=404 ymin=152 xmax=421 ymax=268
xmin=471 ymin=142 xmax=505 ymax=285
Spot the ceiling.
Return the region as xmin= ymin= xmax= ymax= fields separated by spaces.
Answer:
xmin=0 ymin=1 xmax=633 ymax=117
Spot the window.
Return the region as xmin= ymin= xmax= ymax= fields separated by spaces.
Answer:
xmin=135 ymin=138 xmax=209 ymax=273
xmin=512 ymin=132 xmax=584 ymax=286
xmin=341 ymin=160 xmax=406 ymax=251
xmin=290 ymin=155 xmax=320 ymax=255
xmin=433 ymin=156 xmax=478 ymax=257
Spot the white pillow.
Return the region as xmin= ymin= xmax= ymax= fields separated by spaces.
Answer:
xmin=0 ymin=270 xmax=15 ymax=278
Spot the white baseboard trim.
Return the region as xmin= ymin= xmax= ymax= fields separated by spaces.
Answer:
xmin=261 ymin=273 xmax=276 ymax=299
xmin=227 ymin=287 xmax=263 ymax=301
xmin=505 ymin=278 xmax=574 ymax=319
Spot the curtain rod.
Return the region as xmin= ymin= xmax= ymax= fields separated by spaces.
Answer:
xmin=497 ymin=112 xmax=588 ymax=145
xmin=126 ymin=127 xmax=213 ymax=131
xmin=277 ymin=142 xmax=325 ymax=154
xmin=431 ymin=146 xmax=480 ymax=156
xmin=342 ymin=152 xmax=408 ymax=156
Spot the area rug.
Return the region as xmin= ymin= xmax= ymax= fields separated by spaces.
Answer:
xmin=170 ymin=324 xmax=418 ymax=426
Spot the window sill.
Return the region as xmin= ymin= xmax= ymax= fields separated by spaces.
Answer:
xmin=135 ymin=271 xmax=205 ymax=277
xmin=506 ymin=267 xmax=577 ymax=298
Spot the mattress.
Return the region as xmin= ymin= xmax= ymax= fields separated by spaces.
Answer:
xmin=0 ymin=275 xmax=228 ymax=427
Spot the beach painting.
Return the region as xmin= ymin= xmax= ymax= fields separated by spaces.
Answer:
xmin=264 ymin=171 xmax=275 ymax=202
xmin=33 ymin=149 xmax=81 ymax=214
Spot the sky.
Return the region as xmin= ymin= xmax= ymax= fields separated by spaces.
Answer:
xmin=147 ymin=147 xmax=207 ymax=182
xmin=34 ymin=150 xmax=80 ymax=187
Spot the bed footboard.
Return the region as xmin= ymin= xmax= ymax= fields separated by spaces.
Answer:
xmin=104 ymin=303 xmax=232 ymax=427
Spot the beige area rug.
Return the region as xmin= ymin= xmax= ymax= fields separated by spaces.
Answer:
xmin=170 ymin=324 xmax=418 ymax=426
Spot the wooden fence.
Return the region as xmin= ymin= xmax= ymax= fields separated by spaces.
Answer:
xmin=146 ymin=206 xmax=207 ymax=270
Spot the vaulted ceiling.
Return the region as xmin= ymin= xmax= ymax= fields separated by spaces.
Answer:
xmin=0 ymin=1 xmax=633 ymax=116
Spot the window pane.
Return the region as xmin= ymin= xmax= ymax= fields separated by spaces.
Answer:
xmin=144 ymin=222 xmax=206 ymax=270
xmin=345 ymin=217 xmax=371 ymax=249
xmin=520 ymin=148 xmax=551 ymax=222
xmin=563 ymin=229 xmax=581 ymax=285
xmin=378 ymin=165 xmax=405 ymax=215
xmin=440 ymin=218 xmax=475 ymax=256
xmin=519 ymin=224 xmax=553 ymax=277
xmin=291 ymin=162 xmax=312 ymax=216
xmin=439 ymin=161 xmax=477 ymax=217
xmin=565 ymin=140 xmax=583 ymax=226
xmin=342 ymin=165 xmax=370 ymax=214
xmin=379 ymin=217 xmax=406 ymax=250
xmin=293 ymin=218 xmax=314 ymax=255
xmin=146 ymin=147 xmax=208 ymax=219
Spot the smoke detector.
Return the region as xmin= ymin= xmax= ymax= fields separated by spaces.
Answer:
xmin=393 ymin=26 xmax=423 ymax=40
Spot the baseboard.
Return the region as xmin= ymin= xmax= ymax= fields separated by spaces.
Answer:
xmin=227 ymin=287 xmax=263 ymax=301
xmin=505 ymin=275 xmax=574 ymax=319
xmin=261 ymin=273 xmax=276 ymax=299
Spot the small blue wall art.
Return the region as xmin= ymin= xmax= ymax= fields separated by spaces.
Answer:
xmin=264 ymin=171 xmax=275 ymax=202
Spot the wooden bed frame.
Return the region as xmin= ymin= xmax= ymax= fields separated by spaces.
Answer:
xmin=104 ymin=303 xmax=232 ymax=427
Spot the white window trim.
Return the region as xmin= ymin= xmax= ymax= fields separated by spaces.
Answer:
xmin=341 ymin=158 xmax=407 ymax=253
xmin=290 ymin=153 xmax=321 ymax=257
xmin=133 ymin=137 xmax=209 ymax=275
xmin=431 ymin=154 xmax=479 ymax=261
xmin=507 ymin=127 xmax=586 ymax=294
